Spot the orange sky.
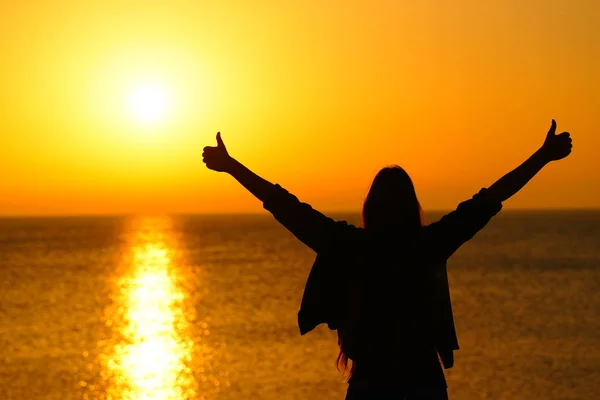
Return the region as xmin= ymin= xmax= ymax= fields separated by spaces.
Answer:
xmin=1 ymin=0 xmax=598 ymax=215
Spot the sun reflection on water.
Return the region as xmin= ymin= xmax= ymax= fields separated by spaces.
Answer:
xmin=103 ymin=218 xmax=198 ymax=400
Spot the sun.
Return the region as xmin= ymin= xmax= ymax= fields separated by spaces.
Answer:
xmin=126 ymin=82 xmax=170 ymax=125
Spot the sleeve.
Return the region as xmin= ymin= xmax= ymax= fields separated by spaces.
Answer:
xmin=425 ymin=188 xmax=502 ymax=261
xmin=263 ymin=184 xmax=361 ymax=254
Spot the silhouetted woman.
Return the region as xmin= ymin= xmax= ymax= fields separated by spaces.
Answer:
xmin=202 ymin=120 xmax=572 ymax=400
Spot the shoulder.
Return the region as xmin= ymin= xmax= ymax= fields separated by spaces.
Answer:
xmin=332 ymin=222 xmax=366 ymax=246
xmin=318 ymin=223 xmax=366 ymax=256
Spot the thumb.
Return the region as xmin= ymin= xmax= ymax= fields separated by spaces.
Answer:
xmin=547 ymin=119 xmax=557 ymax=137
xmin=216 ymin=132 xmax=226 ymax=149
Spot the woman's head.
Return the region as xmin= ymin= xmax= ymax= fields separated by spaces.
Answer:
xmin=362 ymin=166 xmax=424 ymax=233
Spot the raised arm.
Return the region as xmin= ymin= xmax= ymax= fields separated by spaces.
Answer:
xmin=486 ymin=119 xmax=572 ymax=203
xmin=202 ymin=132 xmax=360 ymax=253
xmin=426 ymin=120 xmax=573 ymax=260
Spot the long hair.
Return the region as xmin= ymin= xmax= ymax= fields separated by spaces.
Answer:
xmin=337 ymin=165 xmax=425 ymax=378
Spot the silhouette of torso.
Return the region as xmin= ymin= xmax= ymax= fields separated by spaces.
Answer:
xmin=339 ymin=232 xmax=447 ymax=388
xmin=262 ymin=183 xmax=503 ymax=388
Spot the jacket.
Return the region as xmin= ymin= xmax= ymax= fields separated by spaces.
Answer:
xmin=263 ymin=184 xmax=502 ymax=369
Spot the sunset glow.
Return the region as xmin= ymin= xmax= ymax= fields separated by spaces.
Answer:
xmin=127 ymin=82 xmax=170 ymax=126
xmin=1 ymin=1 xmax=598 ymax=215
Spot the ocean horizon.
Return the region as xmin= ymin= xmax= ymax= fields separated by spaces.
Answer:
xmin=1 ymin=211 xmax=599 ymax=399
xmin=2 ymin=208 xmax=600 ymax=219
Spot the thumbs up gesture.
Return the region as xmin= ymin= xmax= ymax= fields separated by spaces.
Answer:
xmin=203 ymin=132 xmax=234 ymax=172
xmin=540 ymin=120 xmax=572 ymax=162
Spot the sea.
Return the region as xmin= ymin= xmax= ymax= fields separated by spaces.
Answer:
xmin=0 ymin=211 xmax=599 ymax=400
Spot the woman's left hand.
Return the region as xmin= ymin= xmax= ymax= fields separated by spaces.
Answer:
xmin=203 ymin=132 xmax=234 ymax=173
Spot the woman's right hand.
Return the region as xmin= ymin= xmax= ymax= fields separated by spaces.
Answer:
xmin=203 ymin=132 xmax=235 ymax=173
xmin=540 ymin=119 xmax=573 ymax=162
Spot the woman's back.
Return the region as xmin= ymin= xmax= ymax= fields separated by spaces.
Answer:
xmin=339 ymin=232 xmax=447 ymax=388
